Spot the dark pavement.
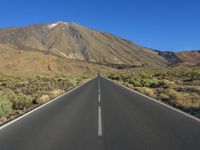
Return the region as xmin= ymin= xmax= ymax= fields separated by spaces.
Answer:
xmin=0 ymin=76 xmax=199 ymax=150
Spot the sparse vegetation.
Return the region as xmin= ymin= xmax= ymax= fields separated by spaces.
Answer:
xmin=0 ymin=98 xmax=12 ymax=118
xmin=106 ymin=66 xmax=200 ymax=118
xmin=0 ymin=74 xmax=91 ymax=123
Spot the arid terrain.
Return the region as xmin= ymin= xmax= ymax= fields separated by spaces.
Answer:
xmin=0 ymin=22 xmax=200 ymax=124
xmin=106 ymin=66 xmax=200 ymax=118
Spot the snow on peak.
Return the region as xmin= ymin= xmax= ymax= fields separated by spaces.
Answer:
xmin=48 ymin=21 xmax=68 ymax=29
xmin=48 ymin=23 xmax=58 ymax=29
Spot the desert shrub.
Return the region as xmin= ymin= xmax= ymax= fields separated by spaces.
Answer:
xmin=166 ymin=89 xmax=180 ymax=99
xmin=0 ymin=97 xmax=12 ymax=118
xmin=159 ymin=93 xmax=170 ymax=101
xmin=108 ymin=74 xmax=121 ymax=81
xmin=12 ymin=93 xmax=32 ymax=110
xmin=0 ymin=88 xmax=16 ymax=97
xmin=175 ymin=86 xmax=200 ymax=94
xmin=35 ymin=95 xmax=50 ymax=104
xmin=135 ymin=87 xmax=156 ymax=97
xmin=131 ymin=80 xmax=143 ymax=87
xmin=121 ymin=74 xmax=131 ymax=81
xmin=80 ymin=75 xmax=91 ymax=80
xmin=185 ymin=71 xmax=200 ymax=80
xmin=122 ymin=77 xmax=131 ymax=84
xmin=166 ymin=89 xmax=200 ymax=108
xmin=49 ymin=89 xmax=64 ymax=99
xmin=123 ymin=82 xmax=134 ymax=88
xmin=141 ymin=78 xmax=160 ymax=88
xmin=160 ymin=79 xmax=174 ymax=87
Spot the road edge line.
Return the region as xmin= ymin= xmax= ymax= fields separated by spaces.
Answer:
xmin=0 ymin=77 xmax=96 ymax=130
xmin=105 ymin=78 xmax=200 ymax=122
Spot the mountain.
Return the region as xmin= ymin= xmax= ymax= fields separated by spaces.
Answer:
xmin=158 ymin=50 xmax=200 ymax=65
xmin=0 ymin=21 xmax=168 ymax=67
xmin=0 ymin=21 xmax=199 ymax=68
xmin=158 ymin=52 xmax=183 ymax=64
xmin=176 ymin=50 xmax=200 ymax=65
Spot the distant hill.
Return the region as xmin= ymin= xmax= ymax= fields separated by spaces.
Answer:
xmin=158 ymin=50 xmax=200 ymax=65
xmin=158 ymin=52 xmax=183 ymax=64
xmin=176 ymin=50 xmax=200 ymax=65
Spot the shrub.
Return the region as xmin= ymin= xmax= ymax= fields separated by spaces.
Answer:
xmin=12 ymin=93 xmax=32 ymax=110
xmin=49 ymin=89 xmax=64 ymax=99
xmin=131 ymin=80 xmax=143 ymax=87
xmin=0 ymin=88 xmax=16 ymax=100
xmin=141 ymin=78 xmax=160 ymax=88
xmin=161 ymin=79 xmax=174 ymax=87
xmin=35 ymin=95 xmax=50 ymax=104
xmin=108 ymin=74 xmax=121 ymax=81
xmin=135 ymin=87 xmax=156 ymax=97
xmin=0 ymin=97 xmax=12 ymax=118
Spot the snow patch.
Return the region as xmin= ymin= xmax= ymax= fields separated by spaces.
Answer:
xmin=48 ymin=23 xmax=59 ymax=29
xmin=48 ymin=21 xmax=68 ymax=29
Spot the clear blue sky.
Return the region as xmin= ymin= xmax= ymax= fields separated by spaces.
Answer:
xmin=0 ymin=0 xmax=199 ymax=51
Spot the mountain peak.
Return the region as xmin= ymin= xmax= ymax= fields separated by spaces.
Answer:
xmin=48 ymin=21 xmax=68 ymax=29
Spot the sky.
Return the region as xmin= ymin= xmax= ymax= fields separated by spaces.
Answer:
xmin=0 ymin=0 xmax=199 ymax=51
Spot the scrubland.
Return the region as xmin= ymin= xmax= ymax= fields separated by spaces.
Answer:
xmin=106 ymin=66 xmax=200 ymax=118
xmin=0 ymin=75 xmax=91 ymax=124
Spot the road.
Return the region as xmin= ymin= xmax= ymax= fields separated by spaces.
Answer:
xmin=0 ymin=76 xmax=199 ymax=150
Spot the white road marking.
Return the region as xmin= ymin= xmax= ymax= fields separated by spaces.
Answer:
xmin=98 ymin=80 xmax=100 ymax=91
xmin=98 ymin=78 xmax=101 ymax=102
xmin=97 ymin=77 xmax=103 ymax=136
xmin=98 ymin=94 xmax=101 ymax=102
xmin=98 ymin=106 xmax=103 ymax=136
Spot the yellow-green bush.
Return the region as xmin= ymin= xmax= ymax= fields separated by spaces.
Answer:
xmin=12 ymin=93 xmax=32 ymax=110
xmin=108 ymin=74 xmax=122 ymax=81
xmin=0 ymin=97 xmax=12 ymax=118
xmin=141 ymin=78 xmax=160 ymax=88
xmin=134 ymin=87 xmax=156 ymax=97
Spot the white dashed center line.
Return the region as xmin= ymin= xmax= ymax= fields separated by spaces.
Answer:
xmin=98 ymin=106 xmax=102 ymax=136
xmin=98 ymin=78 xmax=102 ymax=136
xmin=98 ymin=94 xmax=101 ymax=102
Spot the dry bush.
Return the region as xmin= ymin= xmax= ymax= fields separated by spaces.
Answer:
xmin=134 ymin=87 xmax=156 ymax=98
xmin=0 ymin=97 xmax=12 ymax=118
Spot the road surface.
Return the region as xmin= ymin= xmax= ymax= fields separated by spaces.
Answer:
xmin=0 ymin=76 xmax=199 ymax=150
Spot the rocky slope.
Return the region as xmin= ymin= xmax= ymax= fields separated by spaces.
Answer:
xmin=0 ymin=43 xmax=116 ymax=76
xmin=158 ymin=50 xmax=200 ymax=65
xmin=176 ymin=50 xmax=200 ymax=65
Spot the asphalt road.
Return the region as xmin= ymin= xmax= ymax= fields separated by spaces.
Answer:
xmin=0 ymin=76 xmax=199 ymax=150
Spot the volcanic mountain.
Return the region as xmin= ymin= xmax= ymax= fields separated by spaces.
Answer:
xmin=0 ymin=21 xmax=169 ymax=67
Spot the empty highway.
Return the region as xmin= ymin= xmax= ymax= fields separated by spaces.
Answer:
xmin=0 ymin=76 xmax=199 ymax=150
